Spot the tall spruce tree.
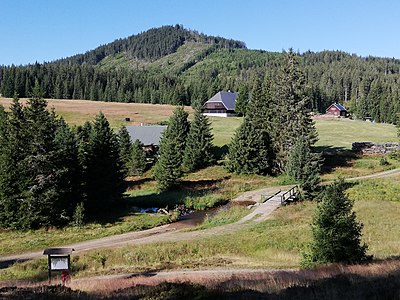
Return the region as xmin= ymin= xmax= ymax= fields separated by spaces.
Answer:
xmin=183 ymin=109 xmax=214 ymax=172
xmin=273 ymin=49 xmax=318 ymax=173
xmin=226 ymin=78 xmax=274 ymax=175
xmin=19 ymin=83 xmax=64 ymax=228
xmin=302 ymin=179 xmax=370 ymax=267
xmin=154 ymin=106 xmax=189 ymax=190
xmin=0 ymin=96 xmax=29 ymax=228
xmin=117 ymin=126 xmax=132 ymax=177
xmin=53 ymin=118 xmax=81 ymax=218
xmin=164 ymin=106 xmax=190 ymax=158
xmin=80 ymin=113 xmax=125 ymax=214
xmin=235 ymin=84 xmax=249 ymax=116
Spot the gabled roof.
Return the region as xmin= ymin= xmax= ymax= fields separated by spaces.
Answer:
xmin=327 ymin=102 xmax=347 ymax=112
xmin=126 ymin=125 xmax=167 ymax=146
xmin=204 ymin=91 xmax=237 ymax=110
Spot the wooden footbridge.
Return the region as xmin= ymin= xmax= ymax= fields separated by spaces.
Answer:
xmin=238 ymin=186 xmax=300 ymax=224
xmin=261 ymin=185 xmax=300 ymax=204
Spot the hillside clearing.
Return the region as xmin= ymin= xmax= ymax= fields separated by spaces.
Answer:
xmin=1 ymin=98 xmax=397 ymax=148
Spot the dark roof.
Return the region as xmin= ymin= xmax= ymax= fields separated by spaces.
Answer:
xmin=327 ymin=102 xmax=347 ymax=112
xmin=204 ymin=91 xmax=237 ymax=110
xmin=126 ymin=125 xmax=167 ymax=146
xmin=43 ymin=248 xmax=74 ymax=255
xmin=334 ymin=103 xmax=347 ymax=111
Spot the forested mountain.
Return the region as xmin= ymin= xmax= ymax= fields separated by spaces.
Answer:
xmin=1 ymin=25 xmax=400 ymax=123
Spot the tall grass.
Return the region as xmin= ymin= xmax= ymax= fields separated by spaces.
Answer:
xmin=193 ymin=206 xmax=249 ymax=230
xmin=3 ymin=259 xmax=399 ymax=299
xmin=0 ymin=213 xmax=171 ymax=256
xmin=67 ymin=259 xmax=400 ymax=296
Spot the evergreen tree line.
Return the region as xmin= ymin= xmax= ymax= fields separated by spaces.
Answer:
xmin=2 ymin=49 xmax=400 ymax=123
xmin=155 ymin=107 xmax=214 ymax=191
xmin=0 ymin=84 xmax=126 ymax=229
xmin=0 ymin=63 xmax=193 ymax=105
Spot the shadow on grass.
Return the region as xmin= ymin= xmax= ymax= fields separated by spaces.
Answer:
xmin=0 ymin=259 xmax=30 ymax=270
xmin=125 ymin=178 xmax=225 ymax=209
xmin=2 ymin=269 xmax=400 ymax=299
xmin=124 ymin=177 xmax=153 ymax=191
xmin=212 ymin=145 xmax=229 ymax=161
xmin=315 ymin=146 xmax=358 ymax=174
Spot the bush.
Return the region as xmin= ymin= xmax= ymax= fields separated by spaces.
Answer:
xmin=72 ymin=202 xmax=85 ymax=228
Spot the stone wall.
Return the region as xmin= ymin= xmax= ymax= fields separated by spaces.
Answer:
xmin=352 ymin=142 xmax=400 ymax=155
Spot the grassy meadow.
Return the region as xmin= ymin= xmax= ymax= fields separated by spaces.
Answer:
xmin=1 ymin=97 xmax=397 ymax=146
xmin=1 ymin=98 xmax=400 ymax=283
xmin=2 ymin=179 xmax=400 ymax=281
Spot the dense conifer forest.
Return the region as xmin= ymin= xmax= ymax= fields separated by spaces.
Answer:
xmin=1 ymin=25 xmax=400 ymax=123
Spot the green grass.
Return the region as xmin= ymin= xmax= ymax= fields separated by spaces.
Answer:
xmin=315 ymin=118 xmax=398 ymax=149
xmin=0 ymin=213 xmax=171 ymax=256
xmin=126 ymin=165 xmax=278 ymax=210
xmin=321 ymin=155 xmax=400 ymax=181
xmin=192 ymin=206 xmax=249 ymax=230
xmin=210 ymin=117 xmax=398 ymax=149
xmin=208 ymin=116 xmax=241 ymax=146
xmin=3 ymin=179 xmax=400 ymax=281
xmin=347 ymin=174 xmax=400 ymax=203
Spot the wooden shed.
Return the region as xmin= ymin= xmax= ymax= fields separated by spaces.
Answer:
xmin=325 ymin=102 xmax=347 ymax=117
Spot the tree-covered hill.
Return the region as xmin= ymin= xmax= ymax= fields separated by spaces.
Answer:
xmin=1 ymin=25 xmax=400 ymax=123
xmin=57 ymin=25 xmax=246 ymax=65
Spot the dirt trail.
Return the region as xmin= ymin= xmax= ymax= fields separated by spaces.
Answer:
xmin=1 ymin=168 xmax=399 ymax=268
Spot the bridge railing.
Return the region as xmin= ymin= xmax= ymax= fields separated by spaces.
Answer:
xmin=280 ymin=185 xmax=299 ymax=204
xmin=260 ymin=189 xmax=281 ymax=203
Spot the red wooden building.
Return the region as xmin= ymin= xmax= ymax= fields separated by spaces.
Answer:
xmin=325 ymin=102 xmax=347 ymax=117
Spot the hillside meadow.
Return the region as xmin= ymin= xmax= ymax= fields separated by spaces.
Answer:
xmin=1 ymin=98 xmax=400 ymax=282
xmin=0 ymin=97 xmax=398 ymax=147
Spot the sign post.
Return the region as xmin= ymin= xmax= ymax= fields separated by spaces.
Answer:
xmin=43 ymin=248 xmax=74 ymax=284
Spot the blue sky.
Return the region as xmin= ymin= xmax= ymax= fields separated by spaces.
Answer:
xmin=1 ymin=0 xmax=399 ymax=65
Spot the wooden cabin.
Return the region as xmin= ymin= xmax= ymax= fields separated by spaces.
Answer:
xmin=325 ymin=102 xmax=347 ymax=117
xmin=202 ymin=91 xmax=237 ymax=117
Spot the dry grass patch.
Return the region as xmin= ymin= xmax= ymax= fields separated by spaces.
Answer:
xmin=0 ymin=97 xmax=193 ymax=128
xmin=66 ymin=259 xmax=400 ymax=295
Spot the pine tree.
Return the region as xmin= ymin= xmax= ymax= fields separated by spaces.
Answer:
xmin=235 ymin=84 xmax=249 ymax=116
xmin=117 ymin=126 xmax=132 ymax=177
xmin=226 ymin=78 xmax=274 ymax=175
xmin=53 ymin=118 xmax=81 ymax=218
xmin=302 ymin=179 xmax=371 ymax=267
xmin=0 ymin=82 xmax=81 ymax=228
xmin=129 ymin=139 xmax=146 ymax=176
xmin=164 ymin=106 xmax=190 ymax=158
xmin=273 ymin=49 xmax=318 ymax=173
xmin=286 ymin=136 xmax=321 ymax=199
xmin=154 ymin=107 xmax=189 ymax=190
xmin=183 ymin=109 xmax=214 ymax=172
xmin=0 ymin=96 xmax=29 ymax=228
xmin=19 ymin=81 xmax=60 ymax=228
xmin=80 ymin=113 xmax=125 ymax=214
